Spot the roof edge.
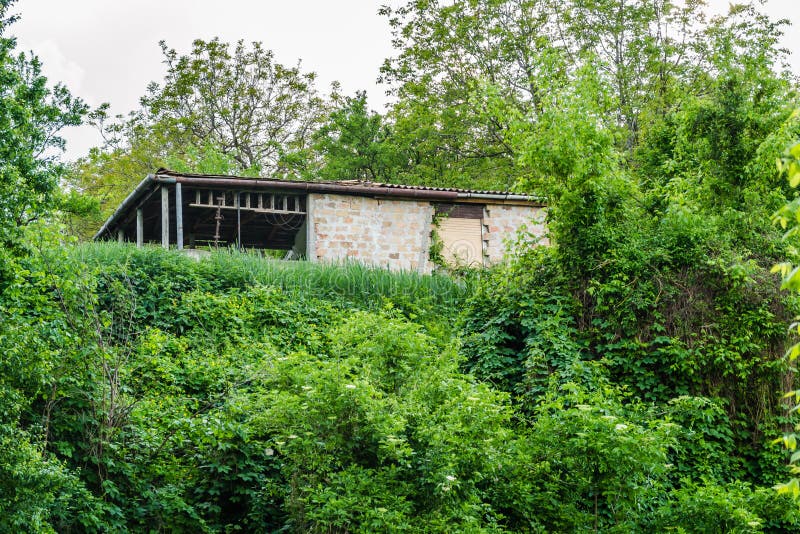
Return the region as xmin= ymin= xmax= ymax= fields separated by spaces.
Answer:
xmin=94 ymin=170 xmax=545 ymax=240
xmin=151 ymin=169 xmax=544 ymax=205
xmin=93 ymin=174 xmax=154 ymax=240
xmin=154 ymin=173 xmax=462 ymax=201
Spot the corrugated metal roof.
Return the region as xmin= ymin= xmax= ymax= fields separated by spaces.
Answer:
xmin=94 ymin=170 xmax=545 ymax=240
xmin=323 ymin=180 xmax=520 ymax=196
xmin=155 ymin=169 xmax=536 ymax=198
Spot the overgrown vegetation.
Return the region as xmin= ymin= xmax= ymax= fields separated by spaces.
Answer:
xmin=4 ymin=0 xmax=800 ymax=531
xmin=3 ymin=240 xmax=800 ymax=532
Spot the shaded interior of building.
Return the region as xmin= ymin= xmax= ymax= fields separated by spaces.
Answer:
xmin=114 ymin=185 xmax=308 ymax=258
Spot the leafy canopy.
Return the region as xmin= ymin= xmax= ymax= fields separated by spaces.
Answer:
xmin=0 ymin=0 xmax=86 ymax=243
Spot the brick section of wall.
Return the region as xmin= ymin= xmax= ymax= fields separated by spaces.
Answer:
xmin=308 ymin=193 xmax=435 ymax=273
xmin=483 ymin=204 xmax=548 ymax=264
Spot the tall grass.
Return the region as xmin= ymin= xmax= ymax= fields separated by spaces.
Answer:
xmin=71 ymin=242 xmax=473 ymax=312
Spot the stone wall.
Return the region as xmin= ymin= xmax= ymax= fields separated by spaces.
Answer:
xmin=483 ymin=204 xmax=548 ymax=264
xmin=306 ymin=193 xmax=546 ymax=272
xmin=307 ymin=193 xmax=435 ymax=273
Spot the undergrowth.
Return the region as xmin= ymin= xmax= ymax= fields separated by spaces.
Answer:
xmin=72 ymin=242 xmax=472 ymax=327
xmin=2 ymin=239 xmax=800 ymax=532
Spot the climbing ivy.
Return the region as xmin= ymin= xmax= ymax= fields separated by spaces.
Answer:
xmin=772 ymin=133 xmax=800 ymax=497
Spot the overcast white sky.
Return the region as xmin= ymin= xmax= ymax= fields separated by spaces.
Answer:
xmin=10 ymin=0 xmax=800 ymax=161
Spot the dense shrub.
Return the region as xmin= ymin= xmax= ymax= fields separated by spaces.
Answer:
xmin=1 ymin=239 xmax=798 ymax=531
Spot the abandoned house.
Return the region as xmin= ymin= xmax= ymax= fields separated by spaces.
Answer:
xmin=94 ymin=169 xmax=546 ymax=273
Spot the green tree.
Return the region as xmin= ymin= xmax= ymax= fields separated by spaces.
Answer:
xmin=141 ymin=38 xmax=326 ymax=174
xmin=553 ymin=0 xmax=707 ymax=143
xmin=380 ymin=0 xmax=790 ymax=186
xmin=0 ymin=2 xmax=96 ymax=525
xmin=380 ymin=0 xmax=555 ymax=189
xmin=459 ymin=1 xmax=798 ymax=492
xmin=67 ymin=38 xmax=327 ymax=238
xmin=312 ymin=91 xmax=407 ymax=182
xmin=0 ymin=0 xmax=87 ymax=244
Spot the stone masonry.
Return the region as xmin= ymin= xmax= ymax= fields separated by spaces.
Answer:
xmin=307 ymin=193 xmax=545 ymax=273
xmin=483 ymin=204 xmax=548 ymax=264
xmin=308 ymin=193 xmax=435 ymax=273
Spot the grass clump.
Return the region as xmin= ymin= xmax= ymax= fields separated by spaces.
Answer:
xmin=72 ymin=242 xmax=471 ymax=322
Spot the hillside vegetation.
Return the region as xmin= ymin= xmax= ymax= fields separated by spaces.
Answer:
xmin=4 ymin=0 xmax=800 ymax=531
xmin=0 ymin=238 xmax=799 ymax=532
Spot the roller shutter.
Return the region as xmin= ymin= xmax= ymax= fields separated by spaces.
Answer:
xmin=438 ymin=216 xmax=484 ymax=267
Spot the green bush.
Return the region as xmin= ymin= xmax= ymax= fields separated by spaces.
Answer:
xmin=2 ymin=238 xmax=798 ymax=531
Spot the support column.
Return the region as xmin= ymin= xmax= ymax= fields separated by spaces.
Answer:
xmin=161 ymin=185 xmax=170 ymax=249
xmin=235 ymin=191 xmax=241 ymax=250
xmin=136 ymin=208 xmax=143 ymax=248
xmin=117 ymin=229 xmax=124 ymax=243
xmin=306 ymin=194 xmax=316 ymax=262
xmin=175 ymin=182 xmax=183 ymax=250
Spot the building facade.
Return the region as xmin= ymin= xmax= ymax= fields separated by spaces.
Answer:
xmin=95 ymin=170 xmax=546 ymax=273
